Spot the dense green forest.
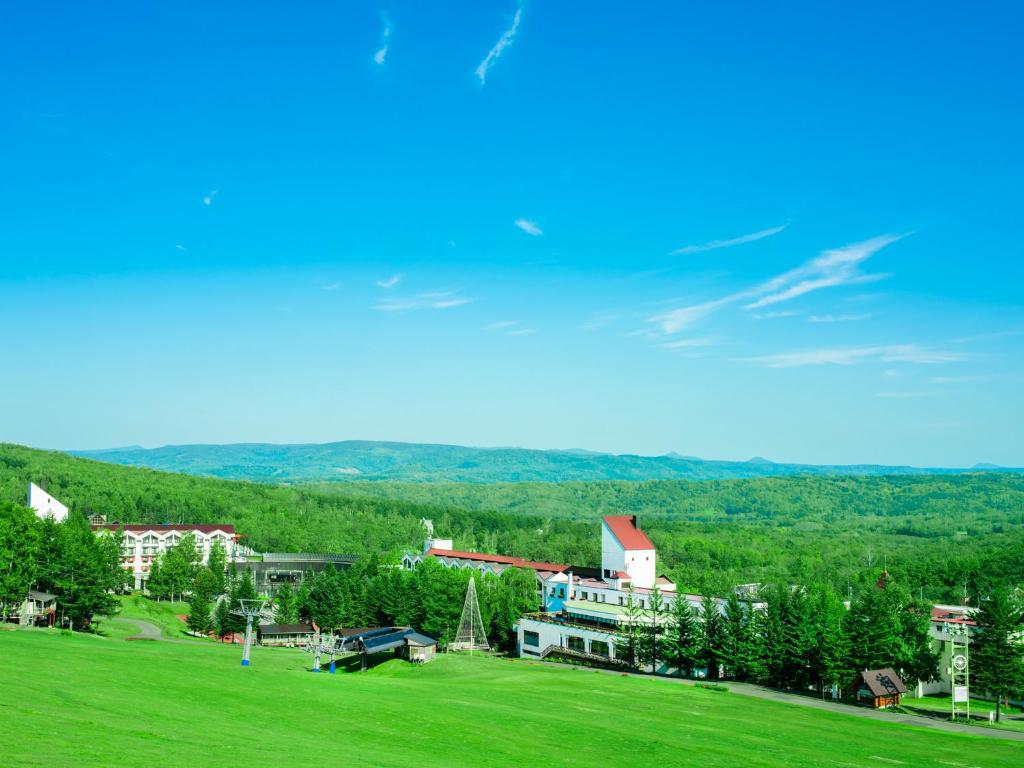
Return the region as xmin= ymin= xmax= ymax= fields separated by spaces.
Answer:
xmin=3 ymin=444 xmax=1022 ymax=602
xmin=70 ymin=440 xmax=1019 ymax=484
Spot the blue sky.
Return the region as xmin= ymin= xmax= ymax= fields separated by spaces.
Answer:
xmin=1 ymin=1 xmax=1022 ymax=466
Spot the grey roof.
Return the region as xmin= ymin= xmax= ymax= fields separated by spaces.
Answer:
xmin=403 ymin=632 xmax=437 ymax=647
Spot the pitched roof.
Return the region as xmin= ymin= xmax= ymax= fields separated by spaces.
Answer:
xmin=931 ymin=606 xmax=977 ymax=626
xmin=91 ymin=523 xmax=236 ymax=534
xmin=602 ymin=515 xmax=654 ymax=550
xmin=425 ymin=548 xmax=569 ymax=572
xmin=858 ymin=668 xmax=907 ymax=697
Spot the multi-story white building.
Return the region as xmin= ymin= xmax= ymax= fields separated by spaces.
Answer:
xmin=917 ymin=604 xmax=978 ymax=696
xmin=92 ymin=523 xmax=240 ymax=590
xmin=404 ymin=513 xmax=756 ymax=672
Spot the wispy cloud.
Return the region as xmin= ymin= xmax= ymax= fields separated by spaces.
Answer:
xmin=322 ymin=282 xmax=341 ymax=291
xmin=671 ymin=224 xmax=787 ymax=256
xmin=742 ymin=343 xmax=963 ymax=368
xmin=374 ymin=12 xmax=392 ymax=65
xmin=808 ymin=313 xmax=871 ymax=323
xmin=658 ymin=337 xmax=715 ymax=350
xmin=744 ymin=234 xmax=902 ymax=311
xmin=476 ymin=4 xmax=524 ymax=85
xmin=506 ymin=327 xmax=536 ymax=337
xmin=372 ymin=291 xmax=473 ymax=312
xmin=376 ymin=273 xmax=403 ymax=289
xmin=484 ymin=320 xmax=519 ymax=331
xmin=203 ymin=190 xmax=218 ymax=206
xmin=175 ymin=244 xmax=189 ymax=252
xmin=876 ymin=390 xmax=944 ymax=399
xmin=649 ymin=233 xmax=905 ymax=334
xmin=752 ymin=310 xmax=800 ymax=320
xmin=514 ymin=218 xmax=543 ymax=236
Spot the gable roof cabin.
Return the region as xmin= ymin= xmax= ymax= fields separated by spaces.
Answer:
xmin=853 ymin=668 xmax=908 ymax=708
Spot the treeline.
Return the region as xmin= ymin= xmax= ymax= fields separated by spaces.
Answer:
xmin=621 ymin=577 xmax=1023 ymax=710
xmin=0 ymin=502 xmax=127 ymax=630
xmin=272 ymin=559 xmax=536 ymax=648
xmin=3 ymin=444 xmax=1022 ymax=603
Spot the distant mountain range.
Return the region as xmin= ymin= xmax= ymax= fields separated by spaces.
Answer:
xmin=69 ymin=441 xmax=1022 ymax=484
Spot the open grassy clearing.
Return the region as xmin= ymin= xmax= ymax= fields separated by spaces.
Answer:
xmin=902 ymin=695 xmax=1024 ymax=733
xmin=2 ymin=630 xmax=1022 ymax=768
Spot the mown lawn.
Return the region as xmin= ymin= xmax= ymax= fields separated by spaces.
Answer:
xmin=902 ymin=694 xmax=1024 ymax=733
xmin=1 ymin=629 xmax=1021 ymax=768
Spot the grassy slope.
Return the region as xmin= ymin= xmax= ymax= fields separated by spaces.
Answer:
xmin=1 ymin=630 xmax=1021 ymax=768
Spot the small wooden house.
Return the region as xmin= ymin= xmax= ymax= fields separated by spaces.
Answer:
xmin=853 ymin=668 xmax=908 ymax=708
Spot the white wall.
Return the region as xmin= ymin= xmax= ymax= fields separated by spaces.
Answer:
xmin=27 ymin=483 xmax=68 ymax=522
xmin=600 ymin=519 xmax=656 ymax=588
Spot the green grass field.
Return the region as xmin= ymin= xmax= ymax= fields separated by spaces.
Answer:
xmin=96 ymin=595 xmax=193 ymax=639
xmin=2 ymin=628 xmax=1022 ymax=768
xmin=902 ymin=694 xmax=1024 ymax=733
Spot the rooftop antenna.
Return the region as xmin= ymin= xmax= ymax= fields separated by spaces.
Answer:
xmin=449 ymin=576 xmax=490 ymax=654
xmin=232 ymin=598 xmax=266 ymax=667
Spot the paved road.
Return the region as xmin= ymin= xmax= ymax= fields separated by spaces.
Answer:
xmin=537 ymin=661 xmax=1024 ymax=743
xmin=108 ymin=617 xmax=163 ymax=640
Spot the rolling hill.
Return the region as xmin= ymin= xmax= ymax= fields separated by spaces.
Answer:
xmin=69 ymin=440 xmax=1021 ymax=484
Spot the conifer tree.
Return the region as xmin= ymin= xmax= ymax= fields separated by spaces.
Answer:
xmin=615 ymin=586 xmax=645 ymax=669
xmin=639 ymin=587 xmax=666 ymax=671
xmin=662 ymin=596 xmax=700 ymax=677
xmin=274 ymin=583 xmax=298 ymax=624
xmin=186 ymin=590 xmax=213 ymax=635
xmin=213 ymin=597 xmax=232 ymax=639
xmin=700 ymin=593 xmax=724 ymax=680
xmin=971 ymin=588 xmax=1024 ymax=722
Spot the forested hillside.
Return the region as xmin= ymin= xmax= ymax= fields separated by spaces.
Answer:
xmin=3 ymin=444 xmax=1022 ymax=602
xmin=70 ymin=440 xmax=1017 ymax=484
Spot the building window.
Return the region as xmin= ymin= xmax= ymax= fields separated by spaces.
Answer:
xmin=523 ymin=631 xmax=540 ymax=648
xmin=619 ymin=596 xmax=624 ymax=606
xmin=591 ymin=640 xmax=610 ymax=657
xmin=567 ymin=636 xmax=585 ymax=652
xmin=581 ymin=591 xmax=588 ymax=600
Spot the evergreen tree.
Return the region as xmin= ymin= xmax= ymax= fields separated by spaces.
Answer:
xmin=49 ymin=514 xmax=122 ymax=630
xmin=700 ymin=593 xmax=724 ymax=680
xmin=274 ymin=583 xmax=298 ymax=624
xmin=720 ymin=592 xmax=761 ymax=681
xmin=225 ymin=569 xmax=257 ymax=635
xmin=844 ymin=575 xmax=938 ymax=688
xmin=807 ymin=585 xmax=850 ymax=696
xmin=615 ymin=586 xmax=645 ymax=669
xmin=662 ymin=596 xmax=701 ymax=677
xmin=186 ymin=590 xmax=213 ymax=635
xmin=213 ymin=597 xmax=232 ymax=639
xmin=192 ymin=567 xmax=219 ymax=601
xmin=0 ymin=501 xmax=41 ymax=616
xmin=638 ymin=587 xmax=666 ymax=671
xmin=206 ymin=541 xmax=227 ymax=594
xmin=971 ymin=589 xmax=1024 ymax=722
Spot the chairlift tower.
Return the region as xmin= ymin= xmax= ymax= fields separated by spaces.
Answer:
xmin=950 ymin=622 xmax=970 ymax=721
xmin=232 ymin=599 xmax=267 ymax=667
